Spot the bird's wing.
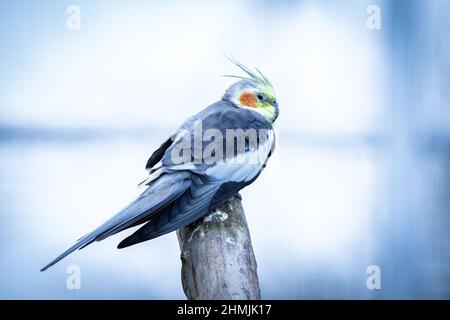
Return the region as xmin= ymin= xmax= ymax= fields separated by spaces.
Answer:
xmin=118 ymin=108 xmax=275 ymax=248
xmin=144 ymin=101 xmax=230 ymax=172
xmin=145 ymin=136 xmax=175 ymax=172
xmin=117 ymin=139 xmax=273 ymax=248
xmin=160 ymin=100 xmax=272 ymax=168
xmin=40 ymin=171 xmax=191 ymax=271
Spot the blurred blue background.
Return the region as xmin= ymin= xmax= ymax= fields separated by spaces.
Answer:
xmin=1 ymin=0 xmax=449 ymax=299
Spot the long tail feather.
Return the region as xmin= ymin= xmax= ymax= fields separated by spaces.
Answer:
xmin=41 ymin=172 xmax=191 ymax=271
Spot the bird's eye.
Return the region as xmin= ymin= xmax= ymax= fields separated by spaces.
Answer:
xmin=273 ymin=99 xmax=278 ymax=105
xmin=256 ymin=94 xmax=266 ymax=101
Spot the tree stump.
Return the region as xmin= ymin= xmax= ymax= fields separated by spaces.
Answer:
xmin=176 ymin=195 xmax=261 ymax=300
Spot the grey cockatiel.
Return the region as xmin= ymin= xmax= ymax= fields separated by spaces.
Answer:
xmin=41 ymin=59 xmax=279 ymax=271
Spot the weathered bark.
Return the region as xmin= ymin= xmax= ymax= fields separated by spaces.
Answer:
xmin=176 ymin=195 xmax=261 ymax=300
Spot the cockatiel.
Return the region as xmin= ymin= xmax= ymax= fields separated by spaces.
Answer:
xmin=41 ymin=58 xmax=279 ymax=271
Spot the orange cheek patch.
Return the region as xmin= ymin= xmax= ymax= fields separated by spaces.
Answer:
xmin=239 ymin=92 xmax=258 ymax=108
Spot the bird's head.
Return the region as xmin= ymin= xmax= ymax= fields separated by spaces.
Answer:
xmin=222 ymin=58 xmax=279 ymax=124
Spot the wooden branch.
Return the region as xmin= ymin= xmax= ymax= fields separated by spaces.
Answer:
xmin=176 ymin=195 xmax=261 ymax=300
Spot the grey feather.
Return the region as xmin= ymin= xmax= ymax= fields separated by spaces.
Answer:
xmin=118 ymin=182 xmax=221 ymax=248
